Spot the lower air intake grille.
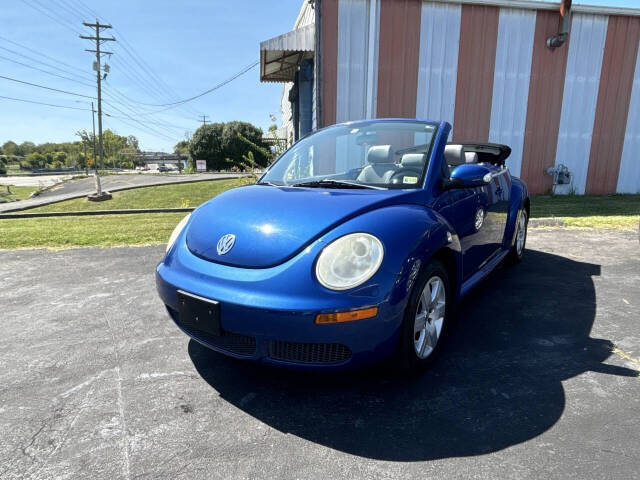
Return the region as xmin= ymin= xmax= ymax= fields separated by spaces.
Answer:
xmin=268 ymin=340 xmax=352 ymax=364
xmin=168 ymin=307 xmax=256 ymax=356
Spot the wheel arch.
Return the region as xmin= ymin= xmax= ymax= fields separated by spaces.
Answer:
xmin=429 ymin=247 xmax=459 ymax=301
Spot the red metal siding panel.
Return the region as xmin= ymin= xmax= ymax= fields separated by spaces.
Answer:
xmin=321 ymin=0 xmax=339 ymax=127
xmin=452 ymin=4 xmax=499 ymax=143
xmin=376 ymin=0 xmax=422 ymax=118
xmin=520 ymin=10 xmax=570 ymax=194
xmin=586 ymin=15 xmax=640 ymax=194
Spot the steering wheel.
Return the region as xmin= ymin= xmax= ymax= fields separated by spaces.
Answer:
xmin=389 ymin=168 xmax=422 ymax=185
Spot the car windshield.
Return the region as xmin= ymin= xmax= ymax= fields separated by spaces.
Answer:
xmin=260 ymin=121 xmax=438 ymax=189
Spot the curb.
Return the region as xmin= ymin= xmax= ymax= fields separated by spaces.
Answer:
xmin=529 ymin=218 xmax=565 ymax=227
xmin=0 ymin=208 xmax=195 ymax=219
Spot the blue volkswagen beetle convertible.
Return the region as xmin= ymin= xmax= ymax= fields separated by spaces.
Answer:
xmin=156 ymin=119 xmax=529 ymax=370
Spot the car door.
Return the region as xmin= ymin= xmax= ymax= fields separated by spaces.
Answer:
xmin=433 ymin=154 xmax=509 ymax=281
xmin=473 ymin=164 xmax=507 ymax=265
xmin=433 ymin=187 xmax=478 ymax=280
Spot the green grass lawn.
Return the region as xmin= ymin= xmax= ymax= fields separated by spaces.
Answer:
xmin=530 ymin=194 xmax=639 ymax=230
xmin=28 ymin=176 xmax=255 ymax=212
xmin=0 ymin=178 xmax=254 ymax=249
xmin=531 ymin=194 xmax=640 ymax=217
xmin=0 ymin=185 xmax=40 ymax=203
xmin=1 ymin=187 xmax=638 ymax=250
xmin=0 ymin=213 xmax=187 ymax=249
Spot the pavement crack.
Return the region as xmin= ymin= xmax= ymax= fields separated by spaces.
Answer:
xmin=102 ymin=311 xmax=132 ymax=480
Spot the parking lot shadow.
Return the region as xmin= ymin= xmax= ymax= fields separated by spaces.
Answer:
xmin=188 ymin=249 xmax=637 ymax=461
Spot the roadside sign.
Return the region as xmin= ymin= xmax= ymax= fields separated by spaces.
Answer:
xmin=196 ymin=160 xmax=206 ymax=172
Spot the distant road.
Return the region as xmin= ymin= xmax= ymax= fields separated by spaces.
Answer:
xmin=0 ymin=172 xmax=245 ymax=213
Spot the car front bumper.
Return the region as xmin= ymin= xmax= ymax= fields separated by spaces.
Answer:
xmin=155 ymin=243 xmax=406 ymax=369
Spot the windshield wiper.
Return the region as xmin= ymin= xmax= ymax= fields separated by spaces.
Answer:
xmin=291 ymin=179 xmax=384 ymax=190
xmin=256 ymin=180 xmax=282 ymax=187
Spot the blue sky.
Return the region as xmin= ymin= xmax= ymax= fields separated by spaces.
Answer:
xmin=1 ymin=0 xmax=302 ymax=152
xmin=0 ymin=0 xmax=637 ymax=152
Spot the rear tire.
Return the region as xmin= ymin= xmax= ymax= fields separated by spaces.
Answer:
xmin=508 ymin=210 xmax=528 ymax=264
xmin=397 ymin=260 xmax=452 ymax=371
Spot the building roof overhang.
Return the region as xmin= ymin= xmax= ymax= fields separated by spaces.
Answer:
xmin=260 ymin=23 xmax=315 ymax=83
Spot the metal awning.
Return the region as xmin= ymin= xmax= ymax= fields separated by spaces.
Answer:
xmin=260 ymin=23 xmax=314 ymax=83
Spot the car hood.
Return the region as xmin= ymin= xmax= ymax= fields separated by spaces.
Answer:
xmin=186 ymin=184 xmax=419 ymax=268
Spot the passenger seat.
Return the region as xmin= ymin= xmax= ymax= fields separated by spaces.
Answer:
xmin=356 ymin=145 xmax=398 ymax=184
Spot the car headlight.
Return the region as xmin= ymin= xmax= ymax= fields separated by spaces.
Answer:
xmin=315 ymin=233 xmax=384 ymax=290
xmin=166 ymin=214 xmax=190 ymax=252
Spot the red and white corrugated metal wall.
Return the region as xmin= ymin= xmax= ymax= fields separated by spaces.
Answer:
xmin=318 ymin=0 xmax=640 ymax=194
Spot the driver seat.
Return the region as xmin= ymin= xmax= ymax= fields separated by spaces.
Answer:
xmin=356 ymin=145 xmax=398 ymax=184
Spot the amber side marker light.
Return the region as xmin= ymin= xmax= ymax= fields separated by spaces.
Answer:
xmin=315 ymin=307 xmax=379 ymax=324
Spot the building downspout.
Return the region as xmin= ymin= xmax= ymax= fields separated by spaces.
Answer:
xmin=547 ymin=0 xmax=572 ymax=49
xmin=315 ymin=0 xmax=323 ymax=129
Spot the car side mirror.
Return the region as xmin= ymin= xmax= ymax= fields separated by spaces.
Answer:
xmin=442 ymin=163 xmax=492 ymax=190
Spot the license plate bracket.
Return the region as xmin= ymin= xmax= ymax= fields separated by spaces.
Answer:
xmin=177 ymin=290 xmax=221 ymax=336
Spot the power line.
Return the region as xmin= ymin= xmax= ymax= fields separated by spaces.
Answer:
xmin=0 ymin=94 xmax=89 ymax=111
xmin=66 ymin=0 xmax=202 ymax=116
xmin=20 ymin=0 xmax=84 ymax=36
xmin=49 ymin=0 xmax=85 ymax=24
xmin=105 ymin=61 xmax=260 ymax=114
xmin=0 ymin=50 xmax=191 ymax=126
xmin=104 ymin=112 xmax=192 ymax=132
xmin=0 ymin=45 xmax=95 ymax=84
xmin=0 ymin=74 xmax=95 ymax=99
xmin=102 ymin=105 xmax=177 ymax=142
xmin=129 ymin=61 xmax=259 ymax=108
xmin=0 ymin=35 xmax=88 ymax=75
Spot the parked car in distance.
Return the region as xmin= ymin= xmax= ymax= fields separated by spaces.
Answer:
xmin=157 ymin=164 xmax=169 ymax=173
xmin=156 ymin=119 xmax=530 ymax=370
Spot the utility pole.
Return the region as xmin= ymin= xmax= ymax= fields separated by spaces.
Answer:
xmin=91 ymin=101 xmax=97 ymax=168
xmin=82 ymin=137 xmax=87 ymax=174
xmin=81 ymin=20 xmax=115 ymax=200
xmin=89 ymin=100 xmax=102 ymax=195
xmin=199 ymin=115 xmax=209 ymax=126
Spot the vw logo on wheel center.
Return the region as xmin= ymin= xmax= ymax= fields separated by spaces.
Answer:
xmin=216 ymin=234 xmax=236 ymax=255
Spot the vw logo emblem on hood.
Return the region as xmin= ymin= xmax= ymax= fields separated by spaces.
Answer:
xmin=216 ymin=234 xmax=236 ymax=255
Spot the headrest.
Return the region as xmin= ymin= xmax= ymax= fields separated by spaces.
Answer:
xmin=464 ymin=152 xmax=478 ymax=164
xmin=444 ymin=144 xmax=465 ymax=166
xmin=367 ymin=145 xmax=392 ymax=164
xmin=400 ymin=153 xmax=425 ymax=169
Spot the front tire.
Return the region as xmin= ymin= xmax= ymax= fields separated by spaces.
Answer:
xmin=397 ymin=260 xmax=451 ymax=371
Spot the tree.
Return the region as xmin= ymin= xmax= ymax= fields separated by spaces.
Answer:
xmin=0 ymin=156 xmax=6 ymax=174
xmin=173 ymin=139 xmax=189 ymax=156
xmin=188 ymin=121 xmax=268 ymax=171
xmin=189 ymin=122 xmax=226 ymax=170
xmin=18 ymin=141 xmax=36 ymax=156
xmin=2 ymin=141 xmax=17 ymax=156
xmin=24 ymin=152 xmax=46 ymax=169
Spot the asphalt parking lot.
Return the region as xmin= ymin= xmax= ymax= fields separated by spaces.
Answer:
xmin=1 ymin=229 xmax=639 ymax=479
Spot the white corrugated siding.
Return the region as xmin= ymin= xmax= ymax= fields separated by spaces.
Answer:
xmin=554 ymin=13 xmax=608 ymax=194
xmin=488 ymin=8 xmax=536 ymax=178
xmin=416 ymin=1 xmax=461 ymax=135
xmin=617 ymin=42 xmax=640 ymax=193
xmin=336 ymin=0 xmax=379 ymax=123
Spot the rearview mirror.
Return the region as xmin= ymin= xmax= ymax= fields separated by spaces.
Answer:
xmin=443 ymin=163 xmax=492 ymax=189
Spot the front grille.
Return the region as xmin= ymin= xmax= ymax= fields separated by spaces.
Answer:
xmin=268 ymin=340 xmax=352 ymax=364
xmin=168 ymin=307 xmax=256 ymax=356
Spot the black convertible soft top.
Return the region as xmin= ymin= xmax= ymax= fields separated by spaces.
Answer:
xmin=450 ymin=143 xmax=512 ymax=167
